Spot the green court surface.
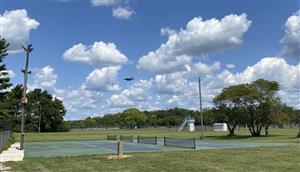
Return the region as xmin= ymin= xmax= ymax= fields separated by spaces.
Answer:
xmin=24 ymin=139 xmax=291 ymax=157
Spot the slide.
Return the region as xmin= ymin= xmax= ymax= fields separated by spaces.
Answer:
xmin=177 ymin=117 xmax=187 ymax=132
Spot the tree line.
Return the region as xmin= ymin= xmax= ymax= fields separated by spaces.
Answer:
xmin=0 ymin=38 xmax=68 ymax=132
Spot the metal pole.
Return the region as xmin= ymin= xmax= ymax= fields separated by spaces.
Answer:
xmin=198 ymin=77 xmax=204 ymax=139
xmin=38 ymin=102 xmax=41 ymax=133
xmin=20 ymin=45 xmax=33 ymax=150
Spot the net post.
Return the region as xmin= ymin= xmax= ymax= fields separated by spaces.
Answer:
xmin=155 ymin=136 xmax=157 ymax=145
xmin=117 ymin=141 xmax=123 ymax=158
xmin=193 ymin=138 xmax=196 ymax=149
xmin=163 ymin=137 xmax=166 ymax=146
xmin=137 ymin=135 xmax=139 ymax=143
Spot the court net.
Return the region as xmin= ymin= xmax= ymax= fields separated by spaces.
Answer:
xmin=163 ymin=137 xmax=196 ymax=149
xmin=107 ymin=135 xmax=118 ymax=141
xmin=137 ymin=136 xmax=157 ymax=145
xmin=120 ymin=135 xmax=134 ymax=142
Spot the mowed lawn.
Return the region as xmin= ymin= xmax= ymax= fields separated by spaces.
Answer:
xmin=7 ymin=146 xmax=300 ymax=172
xmin=19 ymin=127 xmax=300 ymax=143
xmin=7 ymin=128 xmax=300 ymax=172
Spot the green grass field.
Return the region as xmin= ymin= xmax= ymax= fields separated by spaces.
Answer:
xmin=7 ymin=146 xmax=300 ymax=172
xmin=19 ymin=127 xmax=300 ymax=143
xmin=7 ymin=128 xmax=300 ymax=172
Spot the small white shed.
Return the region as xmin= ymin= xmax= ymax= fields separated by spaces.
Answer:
xmin=213 ymin=123 xmax=228 ymax=132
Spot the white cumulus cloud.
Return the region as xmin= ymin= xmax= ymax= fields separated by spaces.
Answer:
xmin=137 ymin=13 xmax=251 ymax=73
xmin=85 ymin=66 xmax=121 ymax=92
xmin=63 ymin=41 xmax=128 ymax=68
xmin=154 ymin=72 xmax=189 ymax=94
xmin=206 ymin=57 xmax=300 ymax=108
xmin=0 ymin=9 xmax=39 ymax=53
xmin=193 ymin=61 xmax=221 ymax=76
xmin=108 ymin=80 xmax=152 ymax=107
xmin=31 ymin=66 xmax=58 ymax=90
xmin=280 ymin=10 xmax=300 ymax=61
xmin=112 ymin=6 xmax=134 ymax=20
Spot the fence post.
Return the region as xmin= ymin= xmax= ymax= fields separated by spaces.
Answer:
xmin=117 ymin=141 xmax=123 ymax=158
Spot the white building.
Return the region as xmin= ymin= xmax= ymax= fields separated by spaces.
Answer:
xmin=213 ymin=123 xmax=228 ymax=132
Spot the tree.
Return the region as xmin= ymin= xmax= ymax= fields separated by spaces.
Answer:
xmin=289 ymin=109 xmax=300 ymax=137
xmin=213 ymin=84 xmax=250 ymax=136
xmin=201 ymin=108 xmax=217 ymax=126
xmin=213 ymin=79 xmax=284 ymax=137
xmin=252 ymin=79 xmax=280 ymax=136
xmin=0 ymin=38 xmax=12 ymax=131
xmin=296 ymin=110 xmax=300 ymax=137
xmin=27 ymin=89 xmax=67 ymax=132
xmin=271 ymin=104 xmax=291 ymax=128
xmin=120 ymin=108 xmax=147 ymax=128
xmin=85 ymin=117 xmax=97 ymax=129
xmin=0 ymin=85 xmax=23 ymax=131
xmin=0 ymin=38 xmax=12 ymax=94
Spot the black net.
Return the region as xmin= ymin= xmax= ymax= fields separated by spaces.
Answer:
xmin=107 ymin=135 xmax=118 ymax=141
xmin=164 ymin=137 xmax=196 ymax=149
xmin=137 ymin=136 xmax=157 ymax=145
xmin=120 ymin=135 xmax=134 ymax=142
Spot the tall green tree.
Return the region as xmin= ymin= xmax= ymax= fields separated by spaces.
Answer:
xmin=252 ymin=79 xmax=280 ymax=136
xmin=0 ymin=38 xmax=13 ymax=131
xmin=0 ymin=85 xmax=23 ymax=131
xmin=0 ymin=38 xmax=12 ymax=94
xmin=214 ymin=79 xmax=283 ymax=137
xmin=289 ymin=109 xmax=300 ymax=137
xmin=213 ymin=84 xmax=250 ymax=136
xmin=120 ymin=108 xmax=147 ymax=128
xmin=27 ymin=89 xmax=67 ymax=132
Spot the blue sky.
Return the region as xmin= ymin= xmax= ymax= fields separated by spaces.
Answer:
xmin=1 ymin=0 xmax=299 ymax=120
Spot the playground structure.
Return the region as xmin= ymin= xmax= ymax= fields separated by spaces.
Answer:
xmin=177 ymin=116 xmax=195 ymax=132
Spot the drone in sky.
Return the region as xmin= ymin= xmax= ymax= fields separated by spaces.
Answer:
xmin=124 ymin=76 xmax=134 ymax=81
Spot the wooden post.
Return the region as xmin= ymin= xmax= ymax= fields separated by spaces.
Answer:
xmin=117 ymin=141 xmax=123 ymax=158
xmin=20 ymin=44 xmax=33 ymax=150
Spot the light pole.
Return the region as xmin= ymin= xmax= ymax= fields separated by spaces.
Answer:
xmin=38 ymin=101 xmax=41 ymax=133
xmin=198 ymin=77 xmax=204 ymax=139
xmin=20 ymin=44 xmax=33 ymax=150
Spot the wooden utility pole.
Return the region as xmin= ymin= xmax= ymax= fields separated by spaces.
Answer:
xmin=38 ymin=101 xmax=41 ymax=133
xmin=198 ymin=77 xmax=204 ymax=139
xmin=20 ymin=44 xmax=33 ymax=150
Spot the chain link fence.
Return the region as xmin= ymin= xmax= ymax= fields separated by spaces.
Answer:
xmin=0 ymin=131 xmax=12 ymax=152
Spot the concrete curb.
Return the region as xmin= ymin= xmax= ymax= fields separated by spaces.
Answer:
xmin=0 ymin=143 xmax=24 ymax=163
